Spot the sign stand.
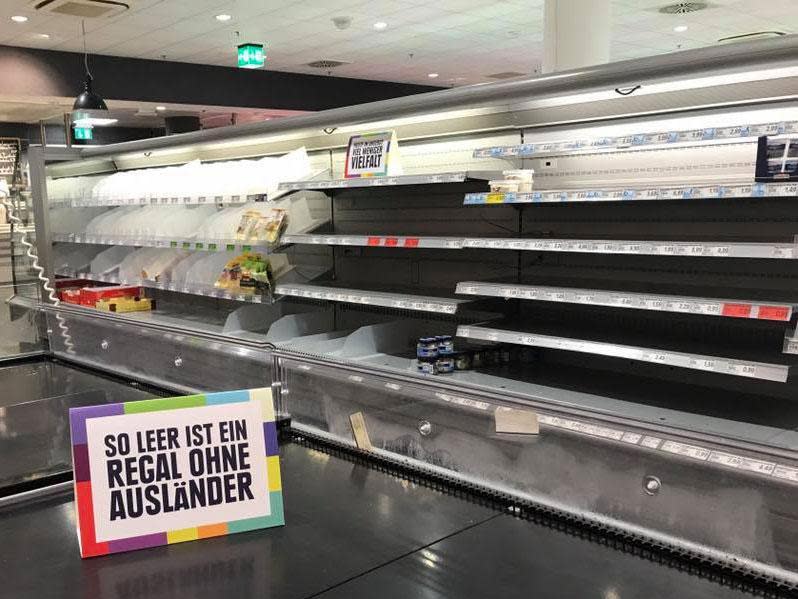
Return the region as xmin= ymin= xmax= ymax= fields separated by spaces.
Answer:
xmin=70 ymin=388 xmax=283 ymax=558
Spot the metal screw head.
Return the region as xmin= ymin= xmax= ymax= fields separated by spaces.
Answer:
xmin=100 ymin=340 xmax=109 ymax=350
xmin=418 ymin=420 xmax=432 ymax=436
xmin=643 ymin=475 xmax=662 ymax=495
xmin=174 ymin=357 xmax=183 ymax=368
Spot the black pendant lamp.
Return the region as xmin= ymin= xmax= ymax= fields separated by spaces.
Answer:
xmin=73 ymin=74 xmax=107 ymax=110
xmin=72 ymin=20 xmax=108 ymax=111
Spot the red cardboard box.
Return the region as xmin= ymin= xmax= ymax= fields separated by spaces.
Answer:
xmin=79 ymin=285 xmax=144 ymax=307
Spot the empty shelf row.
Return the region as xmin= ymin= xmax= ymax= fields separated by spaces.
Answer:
xmin=456 ymin=325 xmax=789 ymax=383
xmin=455 ymin=282 xmax=794 ymax=322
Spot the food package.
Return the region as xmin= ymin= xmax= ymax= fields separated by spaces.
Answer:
xmin=235 ymin=207 xmax=288 ymax=243
xmin=214 ymin=252 xmax=273 ymax=295
xmin=235 ymin=210 xmax=262 ymax=240
xmin=79 ymin=285 xmax=145 ymax=307
xmin=255 ymin=208 xmax=287 ymax=243
xmin=95 ymin=296 xmax=155 ymax=313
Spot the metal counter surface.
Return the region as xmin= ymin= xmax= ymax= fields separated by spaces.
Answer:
xmin=2 ymin=440 xmax=763 ymax=599
xmin=0 ymin=359 xmax=163 ymax=489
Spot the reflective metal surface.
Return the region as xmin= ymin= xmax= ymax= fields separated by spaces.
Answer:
xmin=0 ymin=359 xmax=161 ymax=488
xmin=0 ymin=440 xmax=769 ymax=599
xmin=279 ymin=356 xmax=798 ymax=586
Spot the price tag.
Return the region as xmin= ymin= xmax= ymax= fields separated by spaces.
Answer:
xmin=721 ymin=303 xmax=752 ymax=318
xmin=727 ymin=363 xmax=758 ymax=377
xmin=660 ymin=440 xmax=710 ymax=460
xmin=706 ymin=245 xmax=730 ymax=257
xmin=757 ymin=305 xmax=791 ymax=321
xmin=707 ymin=451 xmax=775 ymax=474
xmin=641 ymin=436 xmax=662 ymax=449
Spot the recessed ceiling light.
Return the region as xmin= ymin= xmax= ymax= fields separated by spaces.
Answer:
xmin=36 ymin=33 xmax=50 ymax=39
xmin=373 ymin=21 xmax=388 ymax=30
xmin=11 ymin=15 xmax=28 ymax=23
xmin=674 ymin=24 xmax=688 ymax=32
xmin=428 ymin=73 xmax=439 ymax=78
xmin=155 ymin=106 xmax=166 ymax=111
xmin=215 ymin=14 xmax=232 ymax=22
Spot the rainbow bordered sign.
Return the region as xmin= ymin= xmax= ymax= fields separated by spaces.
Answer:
xmin=344 ymin=130 xmax=402 ymax=178
xmin=70 ymin=388 xmax=283 ymax=558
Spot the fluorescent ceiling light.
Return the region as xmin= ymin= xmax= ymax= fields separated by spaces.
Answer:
xmin=11 ymin=15 xmax=28 ymax=23
xmin=155 ymin=106 xmax=166 ymax=111
xmin=674 ymin=25 xmax=688 ymax=32
xmin=73 ymin=117 xmax=118 ymax=127
xmin=215 ymin=14 xmax=232 ymax=21
xmin=428 ymin=73 xmax=439 ymax=78
xmin=373 ymin=21 xmax=387 ymax=30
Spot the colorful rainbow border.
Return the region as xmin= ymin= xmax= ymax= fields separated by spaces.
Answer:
xmin=344 ymin=131 xmax=391 ymax=179
xmin=69 ymin=388 xmax=283 ymax=558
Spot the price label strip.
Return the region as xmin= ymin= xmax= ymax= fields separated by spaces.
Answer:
xmin=459 ymin=238 xmax=796 ymax=260
xmin=275 ymin=283 xmax=464 ymax=314
xmin=464 ymin=181 xmax=797 ymax=206
xmin=454 ymin=282 xmax=793 ymax=321
xmin=534 ymin=413 xmax=798 ymax=485
xmin=471 ymin=121 xmax=798 ymax=158
xmin=456 ymin=325 xmax=789 ymax=382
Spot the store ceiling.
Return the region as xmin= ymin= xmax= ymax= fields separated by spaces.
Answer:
xmin=0 ymin=0 xmax=795 ymax=87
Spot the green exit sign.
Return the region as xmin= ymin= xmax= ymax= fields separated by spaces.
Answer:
xmin=237 ymin=43 xmax=265 ymax=69
xmin=73 ymin=126 xmax=93 ymax=140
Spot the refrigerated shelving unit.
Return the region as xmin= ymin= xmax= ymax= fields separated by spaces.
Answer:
xmin=13 ymin=36 xmax=798 ymax=590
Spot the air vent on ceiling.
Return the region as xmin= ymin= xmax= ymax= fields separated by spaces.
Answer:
xmin=32 ymin=0 xmax=129 ymax=18
xmin=718 ymin=31 xmax=785 ymax=44
xmin=658 ymin=2 xmax=708 ymax=14
xmin=487 ymin=71 xmax=526 ymax=80
xmin=305 ymin=60 xmax=350 ymax=69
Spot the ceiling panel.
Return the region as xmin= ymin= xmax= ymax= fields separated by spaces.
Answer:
xmin=0 ymin=0 xmax=793 ymax=86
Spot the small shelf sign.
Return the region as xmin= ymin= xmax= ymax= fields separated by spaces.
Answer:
xmin=344 ymin=130 xmax=402 ymax=178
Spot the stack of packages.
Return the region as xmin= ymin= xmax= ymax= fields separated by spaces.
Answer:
xmin=59 ymin=284 xmax=153 ymax=313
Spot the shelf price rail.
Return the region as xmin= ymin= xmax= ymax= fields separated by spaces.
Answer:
xmin=282 ymin=233 xmax=462 ymax=249
xmin=464 ymin=181 xmax=798 ymax=206
xmin=461 ymin=238 xmax=795 ymax=259
xmin=274 ymin=283 xmax=467 ymax=314
xmin=456 ymin=325 xmax=790 ymax=383
xmin=52 ymin=232 xmax=277 ymax=254
xmin=277 ymin=171 xmax=497 ymax=191
xmin=456 ymin=282 xmax=794 ymax=322
xmin=472 ymin=120 xmax=798 ymax=159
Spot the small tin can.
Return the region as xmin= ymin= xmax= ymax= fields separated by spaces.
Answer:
xmin=417 ymin=337 xmax=438 ymax=359
xmin=436 ymin=355 xmax=455 ymax=374
xmin=417 ymin=357 xmax=438 ymax=375
xmin=438 ymin=335 xmax=454 ymax=355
